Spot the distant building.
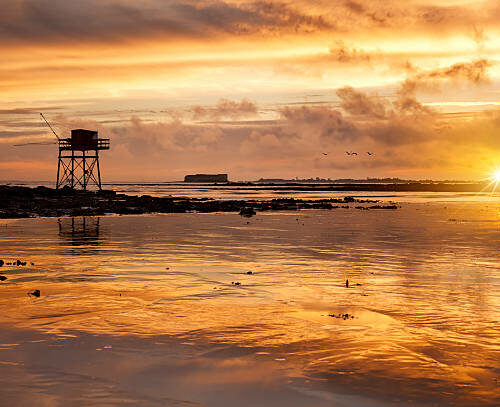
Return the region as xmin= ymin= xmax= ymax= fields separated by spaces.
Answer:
xmin=184 ymin=174 xmax=228 ymax=183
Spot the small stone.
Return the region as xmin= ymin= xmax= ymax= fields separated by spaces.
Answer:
xmin=246 ymin=271 xmax=253 ymax=275
xmin=0 ymin=276 xmax=7 ymax=281
xmin=28 ymin=289 xmax=40 ymax=297
xmin=0 ymin=260 xmax=3 ymax=267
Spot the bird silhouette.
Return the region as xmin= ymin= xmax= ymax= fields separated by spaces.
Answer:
xmin=345 ymin=151 xmax=351 ymax=156
xmin=367 ymin=152 xmax=373 ymax=156
xmin=351 ymin=152 xmax=358 ymax=155
xmin=322 ymin=152 xmax=329 ymax=156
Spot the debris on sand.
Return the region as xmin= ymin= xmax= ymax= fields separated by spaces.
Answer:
xmin=345 ymin=279 xmax=349 ymax=288
xmin=28 ymin=289 xmax=41 ymax=297
xmin=0 ymin=260 xmax=3 ymax=267
xmin=231 ymin=282 xmax=241 ymax=286
xmin=328 ymin=313 xmax=355 ymax=320
xmin=246 ymin=271 xmax=253 ymax=275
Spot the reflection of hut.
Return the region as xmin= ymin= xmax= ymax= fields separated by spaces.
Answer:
xmin=58 ymin=217 xmax=101 ymax=247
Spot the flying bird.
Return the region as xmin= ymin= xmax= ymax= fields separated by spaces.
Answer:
xmin=345 ymin=151 xmax=351 ymax=156
xmin=367 ymin=152 xmax=373 ymax=156
xmin=322 ymin=152 xmax=329 ymax=156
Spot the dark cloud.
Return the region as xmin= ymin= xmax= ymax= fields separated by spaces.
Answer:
xmin=0 ymin=130 xmax=46 ymax=139
xmin=2 ymin=0 xmax=498 ymax=47
xmin=0 ymin=0 xmax=333 ymax=45
xmin=191 ymin=99 xmax=258 ymax=120
xmin=0 ymin=107 xmax=62 ymax=115
xmin=328 ymin=41 xmax=371 ymax=64
xmin=336 ymin=87 xmax=386 ymax=118
xmin=398 ymin=59 xmax=492 ymax=104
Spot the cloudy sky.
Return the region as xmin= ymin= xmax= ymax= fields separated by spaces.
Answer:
xmin=2 ymin=0 xmax=500 ymax=181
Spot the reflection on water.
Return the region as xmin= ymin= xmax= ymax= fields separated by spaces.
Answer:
xmin=1 ymin=203 xmax=500 ymax=406
xmin=58 ymin=217 xmax=102 ymax=254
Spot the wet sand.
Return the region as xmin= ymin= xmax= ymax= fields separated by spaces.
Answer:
xmin=1 ymin=204 xmax=500 ymax=406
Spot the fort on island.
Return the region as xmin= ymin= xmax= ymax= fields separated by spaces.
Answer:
xmin=184 ymin=174 xmax=228 ymax=183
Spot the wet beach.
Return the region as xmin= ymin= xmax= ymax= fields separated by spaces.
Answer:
xmin=1 ymin=199 xmax=500 ymax=406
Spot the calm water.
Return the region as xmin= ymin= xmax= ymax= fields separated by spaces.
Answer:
xmin=1 ymin=202 xmax=500 ymax=406
xmin=6 ymin=180 xmax=500 ymax=202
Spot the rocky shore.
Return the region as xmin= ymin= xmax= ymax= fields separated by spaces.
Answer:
xmin=0 ymin=185 xmax=398 ymax=219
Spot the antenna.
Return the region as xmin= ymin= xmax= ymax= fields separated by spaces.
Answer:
xmin=40 ymin=112 xmax=60 ymax=141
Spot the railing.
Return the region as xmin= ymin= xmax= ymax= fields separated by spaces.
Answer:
xmin=58 ymin=138 xmax=110 ymax=151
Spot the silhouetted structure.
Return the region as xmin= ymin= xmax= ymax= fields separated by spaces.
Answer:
xmin=57 ymin=129 xmax=110 ymax=190
xmin=184 ymin=174 xmax=228 ymax=183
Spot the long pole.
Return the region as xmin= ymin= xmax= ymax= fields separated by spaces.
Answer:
xmin=56 ymin=148 xmax=61 ymax=188
xmin=40 ymin=113 xmax=60 ymax=140
xmin=83 ymin=150 xmax=86 ymax=190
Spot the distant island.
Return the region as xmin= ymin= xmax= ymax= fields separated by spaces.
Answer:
xmin=184 ymin=174 xmax=228 ymax=183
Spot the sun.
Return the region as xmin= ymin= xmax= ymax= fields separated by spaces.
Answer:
xmin=486 ymin=168 xmax=500 ymax=191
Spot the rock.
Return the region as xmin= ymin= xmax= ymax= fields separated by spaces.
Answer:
xmin=0 ymin=260 xmax=3 ymax=267
xmin=345 ymin=279 xmax=349 ymax=288
xmin=0 ymin=276 xmax=7 ymax=281
xmin=239 ymin=207 xmax=256 ymax=217
xmin=246 ymin=271 xmax=253 ymax=275
xmin=28 ymin=289 xmax=40 ymax=297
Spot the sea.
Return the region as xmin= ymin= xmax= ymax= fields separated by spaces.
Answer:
xmin=0 ymin=181 xmax=499 ymax=406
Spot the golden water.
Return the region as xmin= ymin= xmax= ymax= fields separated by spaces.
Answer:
xmin=1 ymin=203 xmax=499 ymax=406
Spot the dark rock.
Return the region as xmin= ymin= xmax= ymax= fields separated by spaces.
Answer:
xmin=246 ymin=271 xmax=253 ymax=275
xmin=0 ymin=260 xmax=3 ymax=267
xmin=0 ymin=185 xmax=400 ymax=218
xmin=368 ymin=205 xmax=398 ymax=210
xmin=0 ymin=276 xmax=7 ymax=281
xmin=239 ymin=207 xmax=256 ymax=217
xmin=28 ymin=289 xmax=40 ymax=297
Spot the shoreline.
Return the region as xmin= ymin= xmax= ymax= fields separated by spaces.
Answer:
xmin=0 ymin=185 xmax=398 ymax=219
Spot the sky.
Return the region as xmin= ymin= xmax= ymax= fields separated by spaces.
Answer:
xmin=2 ymin=0 xmax=500 ymax=182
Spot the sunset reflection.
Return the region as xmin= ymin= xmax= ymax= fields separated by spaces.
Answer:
xmin=1 ymin=204 xmax=500 ymax=405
